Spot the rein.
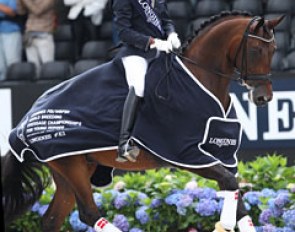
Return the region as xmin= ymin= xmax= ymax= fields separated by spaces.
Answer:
xmin=176 ymin=16 xmax=274 ymax=83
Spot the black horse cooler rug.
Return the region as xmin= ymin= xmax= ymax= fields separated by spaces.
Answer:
xmin=9 ymin=54 xmax=242 ymax=186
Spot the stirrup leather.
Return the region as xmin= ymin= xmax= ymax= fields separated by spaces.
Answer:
xmin=116 ymin=139 xmax=140 ymax=162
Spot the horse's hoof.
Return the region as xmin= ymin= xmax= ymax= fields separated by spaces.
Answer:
xmin=213 ymin=222 xmax=235 ymax=232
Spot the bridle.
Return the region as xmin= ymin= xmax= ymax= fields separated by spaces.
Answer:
xmin=176 ymin=16 xmax=275 ymax=84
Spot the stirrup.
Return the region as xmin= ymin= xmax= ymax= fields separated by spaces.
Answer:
xmin=116 ymin=140 xmax=140 ymax=163
xmin=213 ymin=222 xmax=235 ymax=232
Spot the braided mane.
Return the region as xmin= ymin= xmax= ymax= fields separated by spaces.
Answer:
xmin=181 ymin=10 xmax=252 ymax=52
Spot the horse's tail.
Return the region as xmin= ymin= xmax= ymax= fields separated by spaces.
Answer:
xmin=1 ymin=150 xmax=51 ymax=225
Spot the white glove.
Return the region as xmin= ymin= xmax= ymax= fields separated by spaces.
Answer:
xmin=167 ymin=32 xmax=181 ymax=50
xmin=150 ymin=38 xmax=172 ymax=53
xmin=94 ymin=218 xmax=122 ymax=232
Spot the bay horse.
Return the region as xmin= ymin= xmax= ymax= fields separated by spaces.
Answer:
xmin=2 ymin=12 xmax=284 ymax=232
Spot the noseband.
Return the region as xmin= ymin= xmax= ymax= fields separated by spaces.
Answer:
xmin=177 ymin=16 xmax=275 ymax=83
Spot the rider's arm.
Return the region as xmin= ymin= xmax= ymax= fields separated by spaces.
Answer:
xmin=112 ymin=0 xmax=154 ymax=51
xmin=156 ymin=0 xmax=176 ymax=37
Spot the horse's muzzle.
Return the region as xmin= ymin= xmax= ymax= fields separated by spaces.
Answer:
xmin=248 ymin=90 xmax=273 ymax=107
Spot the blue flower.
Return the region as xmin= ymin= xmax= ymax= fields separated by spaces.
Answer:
xmin=176 ymin=194 xmax=193 ymax=215
xmin=283 ymin=210 xmax=295 ymax=229
xmin=261 ymin=224 xmax=276 ymax=232
xmin=151 ymin=198 xmax=162 ymax=208
xmin=244 ymin=201 xmax=251 ymax=211
xmin=194 ymin=199 xmax=219 ymax=216
xmin=130 ymin=228 xmax=144 ymax=232
xmin=243 ymin=191 xmax=261 ymax=205
xmin=255 ymin=226 xmax=263 ymax=232
xmin=274 ymin=193 xmax=290 ymax=208
xmin=261 ymin=188 xmax=277 ymax=198
xmin=113 ymin=192 xmax=131 ymax=209
xmin=196 ymin=188 xmax=217 ymax=199
xmin=31 ymin=202 xmax=41 ymax=212
xmin=37 ymin=204 xmax=49 ymax=216
xmin=165 ymin=193 xmax=182 ymax=205
xmin=259 ymin=209 xmax=273 ymax=225
xmin=93 ymin=192 xmax=103 ymax=208
xmin=135 ymin=192 xmax=148 ymax=206
xmin=268 ymin=199 xmax=283 ymax=217
xmin=135 ymin=206 xmax=150 ymax=224
xmin=113 ymin=214 xmax=129 ymax=232
xmin=69 ymin=210 xmax=88 ymax=231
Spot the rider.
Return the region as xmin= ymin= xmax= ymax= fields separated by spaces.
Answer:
xmin=112 ymin=0 xmax=181 ymax=162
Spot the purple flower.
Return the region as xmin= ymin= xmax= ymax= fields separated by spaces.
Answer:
xmin=37 ymin=204 xmax=49 ymax=216
xmin=268 ymin=199 xmax=283 ymax=217
xmin=130 ymin=228 xmax=144 ymax=232
xmin=259 ymin=209 xmax=273 ymax=225
xmin=93 ymin=192 xmax=103 ymax=208
xmin=113 ymin=214 xmax=129 ymax=232
xmin=113 ymin=192 xmax=131 ymax=209
xmin=194 ymin=199 xmax=219 ymax=216
xmin=196 ymin=188 xmax=217 ymax=199
xmin=69 ymin=210 xmax=88 ymax=231
xmin=261 ymin=224 xmax=276 ymax=232
xmin=176 ymin=194 xmax=193 ymax=215
xmin=31 ymin=202 xmax=41 ymax=212
xmin=283 ymin=210 xmax=295 ymax=229
xmin=135 ymin=206 xmax=150 ymax=224
xmin=135 ymin=192 xmax=148 ymax=206
xmin=243 ymin=191 xmax=261 ymax=205
xmin=151 ymin=198 xmax=162 ymax=208
xmin=274 ymin=193 xmax=290 ymax=208
xmin=165 ymin=193 xmax=182 ymax=205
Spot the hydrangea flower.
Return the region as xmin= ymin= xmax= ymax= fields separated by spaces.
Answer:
xmin=259 ymin=209 xmax=273 ymax=225
xmin=151 ymin=198 xmax=162 ymax=208
xmin=175 ymin=194 xmax=193 ymax=215
xmin=130 ymin=228 xmax=144 ymax=232
xmin=93 ymin=192 xmax=103 ymax=208
xmin=37 ymin=204 xmax=49 ymax=216
xmin=274 ymin=193 xmax=290 ymax=208
xmin=194 ymin=199 xmax=219 ymax=216
xmin=243 ymin=191 xmax=261 ymax=205
xmin=261 ymin=224 xmax=276 ymax=232
xmin=113 ymin=192 xmax=131 ymax=209
xmin=113 ymin=214 xmax=129 ymax=232
xmin=283 ymin=210 xmax=295 ymax=229
xmin=69 ymin=210 xmax=88 ymax=231
xmin=261 ymin=188 xmax=277 ymax=198
xmin=135 ymin=192 xmax=148 ymax=206
xmin=196 ymin=187 xmax=217 ymax=199
xmin=268 ymin=198 xmax=283 ymax=217
xmin=185 ymin=179 xmax=198 ymax=190
xmin=135 ymin=206 xmax=150 ymax=224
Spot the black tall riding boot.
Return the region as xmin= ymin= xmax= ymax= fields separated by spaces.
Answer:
xmin=116 ymin=87 xmax=140 ymax=162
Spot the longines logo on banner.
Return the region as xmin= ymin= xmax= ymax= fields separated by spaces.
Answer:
xmin=209 ymin=137 xmax=237 ymax=147
xmin=231 ymin=91 xmax=295 ymax=142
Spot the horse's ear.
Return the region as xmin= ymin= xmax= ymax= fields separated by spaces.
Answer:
xmin=265 ymin=15 xmax=285 ymax=29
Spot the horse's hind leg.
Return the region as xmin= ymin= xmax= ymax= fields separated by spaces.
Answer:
xmin=188 ymin=165 xmax=255 ymax=232
xmin=41 ymin=170 xmax=76 ymax=232
xmin=48 ymin=156 xmax=102 ymax=228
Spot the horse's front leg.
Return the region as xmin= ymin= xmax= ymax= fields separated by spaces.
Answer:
xmin=187 ymin=164 xmax=256 ymax=232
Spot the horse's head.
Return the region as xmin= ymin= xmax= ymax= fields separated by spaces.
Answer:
xmin=234 ymin=15 xmax=285 ymax=106
xmin=182 ymin=12 xmax=285 ymax=108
